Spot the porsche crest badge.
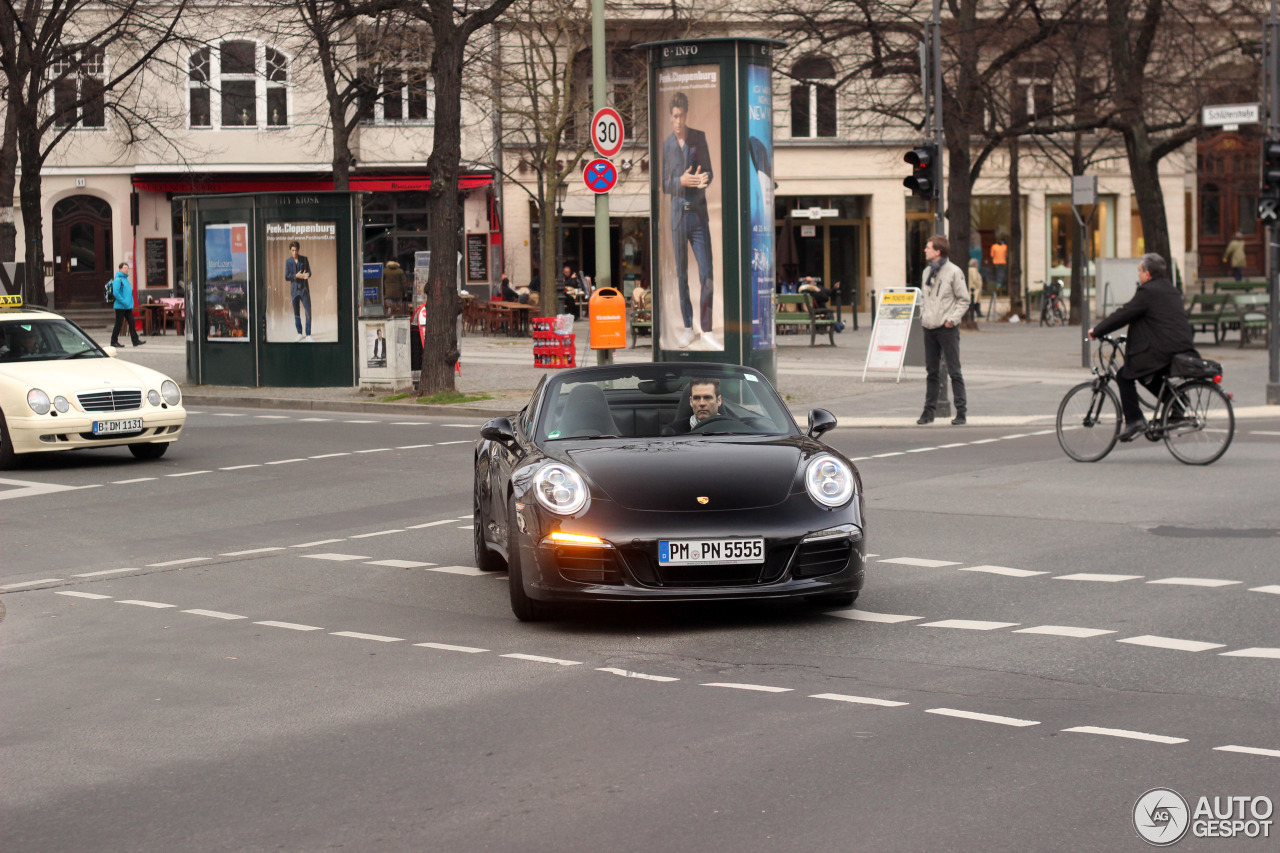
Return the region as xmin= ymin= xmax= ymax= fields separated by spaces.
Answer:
xmin=697 ymin=496 xmax=709 ymax=505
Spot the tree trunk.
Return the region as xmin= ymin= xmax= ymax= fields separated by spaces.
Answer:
xmin=0 ymin=104 xmax=17 ymax=264
xmin=18 ymin=142 xmax=46 ymax=306
xmin=1122 ymin=126 xmax=1171 ymax=271
xmin=945 ymin=137 xmax=971 ymax=263
xmin=1008 ymin=135 xmax=1023 ymax=319
xmin=540 ymin=185 xmax=557 ymax=319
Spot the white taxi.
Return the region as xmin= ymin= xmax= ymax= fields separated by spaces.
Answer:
xmin=0 ymin=296 xmax=186 ymax=468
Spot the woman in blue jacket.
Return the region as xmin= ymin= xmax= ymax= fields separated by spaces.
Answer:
xmin=110 ymin=262 xmax=144 ymax=347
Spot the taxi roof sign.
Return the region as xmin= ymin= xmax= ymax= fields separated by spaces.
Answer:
xmin=0 ymin=294 xmax=24 ymax=309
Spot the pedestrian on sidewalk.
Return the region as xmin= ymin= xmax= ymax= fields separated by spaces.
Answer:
xmin=917 ymin=235 xmax=969 ymax=425
xmin=967 ymin=258 xmax=984 ymax=320
xmin=109 ymin=262 xmax=144 ymax=347
xmin=1222 ymin=232 xmax=1246 ymax=282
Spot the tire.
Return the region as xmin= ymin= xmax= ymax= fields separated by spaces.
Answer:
xmin=1162 ymin=380 xmax=1234 ymax=466
xmin=1051 ymin=303 xmax=1066 ymax=327
xmin=807 ymin=590 xmax=857 ymax=609
xmin=507 ymin=498 xmax=551 ymax=622
xmin=0 ymin=409 xmax=20 ymax=470
xmin=473 ymin=481 xmax=506 ymax=572
xmin=1056 ymin=381 xmax=1121 ymax=462
xmin=128 ymin=442 xmax=169 ymax=460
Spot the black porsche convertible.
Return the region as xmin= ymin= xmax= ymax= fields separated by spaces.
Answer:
xmin=474 ymin=361 xmax=866 ymax=621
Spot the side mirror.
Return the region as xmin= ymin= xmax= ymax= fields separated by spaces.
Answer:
xmin=807 ymin=408 xmax=837 ymax=439
xmin=480 ymin=416 xmax=517 ymax=446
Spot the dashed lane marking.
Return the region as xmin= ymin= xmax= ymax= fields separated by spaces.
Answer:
xmin=871 ymin=452 xmax=905 ymax=458
xmin=810 ymin=693 xmax=908 ymax=707
xmin=303 ymin=553 xmax=370 ymax=562
xmin=72 ymin=568 xmax=136 ymax=577
xmin=211 ymin=413 xmax=246 ymax=417
xmin=828 ymin=609 xmax=922 ymax=623
xmin=265 ymin=459 xmax=306 ymax=465
xmin=501 ymin=653 xmax=581 ymax=666
xmin=291 ymin=539 xmax=345 ymax=548
xmin=416 ymin=642 xmax=488 ymax=653
xmin=597 ymin=667 xmax=680 ymax=682
xmin=407 ymin=519 xmax=457 ymax=529
xmin=254 ymin=620 xmax=323 ymax=631
xmin=1014 ymin=625 xmax=1116 ymax=638
xmin=146 ymin=558 xmax=211 ymax=567
xmin=344 ymin=420 xmax=377 ymax=424
xmin=1219 ymin=648 xmax=1280 ymax=659
xmin=331 ymin=631 xmax=403 ymax=643
xmin=702 ymin=682 xmax=793 ymax=693
xmin=879 ymin=557 xmax=961 ymax=568
xmin=1147 ymin=577 xmax=1241 ymax=587
xmin=1249 ymin=585 xmax=1280 ymax=595
xmin=961 ymin=565 xmax=1048 ymax=578
xmin=429 ymin=565 xmax=486 ymax=576
xmin=437 ymin=440 xmax=472 ymax=445
xmin=113 ymin=477 xmax=156 ymax=484
xmin=349 ymin=529 xmax=405 ymax=539
xmin=297 ymin=418 xmax=333 ymax=422
xmin=56 ymin=591 xmax=112 ymax=600
xmin=1117 ymin=635 xmax=1226 ymax=653
xmin=1214 ymin=745 xmax=1280 ymax=758
xmin=366 ymin=559 xmax=436 ymax=568
xmin=254 ymin=415 xmax=289 ymax=419
xmin=182 ymin=609 xmax=246 ymax=620
xmin=1055 ymin=573 xmax=1143 ymax=582
xmin=391 ymin=422 xmax=432 ymax=426
xmin=355 ymin=448 xmax=391 ymax=453
xmin=926 ymin=708 xmax=1040 ymax=727
xmin=309 ymin=453 xmax=350 ymax=459
xmin=116 ymin=600 xmax=175 ymax=608
xmin=220 ymin=465 xmax=260 ymax=470
xmin=167 ymin=470 xmax=212 ymax=477
xmin=920 ymin=619 xmax=1020 ymax=631
xmin=1062 ymin=726 xmax=1187 ymax=745
xmin=396 ymin=444 xmax=434 ymax=449
xmin=220 ymin=547 xmax=286 ymax=556
xmin=2 ymin=578 xmax=64 ymax=589
xmin=970 ymin=438 xmax=1001 ymax=444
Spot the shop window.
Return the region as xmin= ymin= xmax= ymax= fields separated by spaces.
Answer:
xmin=50 ymin=47 xmax=106 ymax=128
xmin=1048 ymin=195 xmax=1114 ymax=276
xmin=790 ymin=57 xmax=836 ymax=139
xmin=186 ymin=41 xmax=290 ymax=130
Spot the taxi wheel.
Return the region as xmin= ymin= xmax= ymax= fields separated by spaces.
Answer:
xmin=0 ymin=410 xmax=18 ymax=470
xmin=128 ymin=442 xmax=169 ymax=460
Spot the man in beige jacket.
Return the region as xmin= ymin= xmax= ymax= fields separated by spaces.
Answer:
xmin=917 ymin=234 xmax=971 ymax=425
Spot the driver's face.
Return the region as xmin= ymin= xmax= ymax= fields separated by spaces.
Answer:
xmin=690 ymin=383 xmax=721 ymax=420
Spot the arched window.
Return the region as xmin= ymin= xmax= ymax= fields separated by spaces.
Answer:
xmin=790 ymin=57 xmax=836 ymax=139
xmin=187 ymin=41 xmax=290 ymax=130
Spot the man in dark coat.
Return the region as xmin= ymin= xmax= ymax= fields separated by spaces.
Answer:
xmin=1090 ymin=253 xmax=1195 ymax=441
xmin=661 ymin=91 xmax=716 ymax=349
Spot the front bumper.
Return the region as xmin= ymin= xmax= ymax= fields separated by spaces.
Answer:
xmin=7 ymin=406 xmax=186 ymax=454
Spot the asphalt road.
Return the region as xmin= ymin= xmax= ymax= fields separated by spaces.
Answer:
xmin=3 ymin=408 xmax=1279 ymax=852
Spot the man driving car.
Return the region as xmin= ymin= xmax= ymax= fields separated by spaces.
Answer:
xmin=689 ymin=378 xmax=721 ymax=426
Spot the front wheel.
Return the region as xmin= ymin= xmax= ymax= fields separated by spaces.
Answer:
xmin=1056 ymin=381 xmax=1121 ymax=462
xmin=1050 ymin=302 xmax=1066 ymax=327
xmin=128 ymin=442 xmax=169 ymax=460
xmin=0 ymin=410 xmax=20 ymax=470
xmin=507 ymin=499 xmax=551 ymax=622
xmin=1162 ymin=380 xmax=1234 ymax=465
xmin=473 ymin=485 xmax=506 ymax=572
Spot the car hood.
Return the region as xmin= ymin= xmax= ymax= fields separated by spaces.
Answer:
xmin=0 ymin=358 xmax=174 ymax=395
xmin=560 ymin=438 xmax=804 ymax=511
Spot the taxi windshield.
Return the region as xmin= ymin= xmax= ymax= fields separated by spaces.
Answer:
xmin=0 ymin=318 xmax=104 ymax=363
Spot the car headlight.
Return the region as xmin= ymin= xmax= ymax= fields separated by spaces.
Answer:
xmin=27 ymin=389 xmax=51 ymax=415
xmin=147 ymin=389 xmax=161 ymax=406
xmin=805 ymin=455 xmax=854 ymax=508
xmin=532 ymin=464 xmax=589 ymax=515
xmin=161 ymin=380 xmax=181 ymax=405
xmin=53 ymin=396 xmax=70 ymax=413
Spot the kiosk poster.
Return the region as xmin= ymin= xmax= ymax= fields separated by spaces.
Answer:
xmin=747 ymin=62 xmax=775 ymax=351
xmin=366 ymin=322 xmax=387 ymax=368
xmin=203 ymin=223 xmax=250 ymax=341
xmin=265 ymin=221 xmax=339 ymax=343
xmin=863 ymin=290 xmax=918 ymax=378
xmin=656 ymin=64 xmax=724 ymax=352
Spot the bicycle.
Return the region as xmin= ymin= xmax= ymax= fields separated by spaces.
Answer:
xmin=1038 ymin=279 xmax=1067 ymax=327
xmin=1055 ymin=335 xmax=1235 ymax=465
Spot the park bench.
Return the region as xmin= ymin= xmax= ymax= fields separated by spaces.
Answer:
xmin=1213 ymin=279 xmax=1267 ymax=295
xmin=1231 ymin=293 xmax=1270 ymax=348
xmin=775 ymin=292 xmax=837 ymax=346
xmin=1185 ymin=292 xmax=1232 ymax=345
xmin=629 ymin=306 xmax=652 ymax=348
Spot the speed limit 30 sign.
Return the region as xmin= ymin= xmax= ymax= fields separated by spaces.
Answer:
xmin=590 ymin=107 xmax=625 ymax=158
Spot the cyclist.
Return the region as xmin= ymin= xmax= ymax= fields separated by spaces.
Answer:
xmin=1089 ymin=253 xmax=1196 ymax=442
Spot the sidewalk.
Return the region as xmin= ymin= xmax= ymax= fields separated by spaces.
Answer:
xmin=88 ymin=314 xmax=1280 ymax=427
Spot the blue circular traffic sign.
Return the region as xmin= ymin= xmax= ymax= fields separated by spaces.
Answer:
xmin=583 ymin=158 xmax=618 ymax=194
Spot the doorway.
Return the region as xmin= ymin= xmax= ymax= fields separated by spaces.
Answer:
xmin=52 ymin=195 xmax=113 ymax=307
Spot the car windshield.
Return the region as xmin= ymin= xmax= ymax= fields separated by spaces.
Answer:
xmin=537 ymin=364 xmax=798 ymax=441
xmin=0 ymin=318 xmax=104 ymax=363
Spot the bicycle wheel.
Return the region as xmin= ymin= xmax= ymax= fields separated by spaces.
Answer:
xmin=1056 ymin=381 xmax=1121 ymax=462
xmin=1051 ymin=302 xmax=1066 ymax=326
xmin=1162 ymin=380 xmax=1234 ymax=465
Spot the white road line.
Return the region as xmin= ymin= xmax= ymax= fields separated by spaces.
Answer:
xmin=1117 ymin=635 xmax=1225 ymax=652
xmin=1055 ymin=573 xmax=1143 ymax=582
xmin=117 ymin=600 xmax=175 ymax=608
xmin=396 ymin=444 xmax=435 ymax=449
xmin=879 ymin=557 xmax=961 ymax=568
xmin=501 ymin=653 xmax=582 ymax=666
xmin=349 ymin=529 xmax=404 ymax=538
xmin=701 ymin=682 xmax=792 ymax=693
xmin=1014 ymin=625 xmax=1116 ymax=638
xmin=416 ymin=642 xmax=488 ymax=653
xmin=309 ymin=453 xmax=351 ymax=459
xmin=1 ymin=578 xmax=64 ymax=589
xmin=961 ymin=565 xmax=1048 ymax=578
xmin=828 ymin=609 xmax=922 ymax=624
xmin=456 ymin=526 xmax=470 ymax=529
xmin=1000 ymin=433 xmax=1031 ymax=440
xmin=391 ymin=422 xmax=431 ymax=425
xmin=926 ymin=708 xmax=1040 ymax=727
xmin=146 ymin=557 xmax=211 ymax=567
xmin=344 ymin=420 xmax=377 ymax=424
xmin=365 ymin=559 xmax=436 ymax=568
xmin=297 ymin=417 xmax=333 ymax=422
xmin=921 ymin=619 xmax=1020 ymax=631
xmin=871 ymin=451 xmax=904 ymax=458
xmin=291 ymin=539 xmax=345 ymax=548
xmin=905 ymin=447 xmax=938 ymax=453
xmin=56 ymin=591 xmax=112 ymax=600
xmin=211 ymin=413 xmax=245 ymax=417
xmin=331 ymin=631 xmax=403 ymax=643
xmin=1248 ymin=430 xmax=1280 ymax=436
xmin=113 ymin=477 xmax=156 ymax=484
xmin=72 ymin=568 xmax=136 ymax=577
xmin=456 ymin=515 xmax=472 ymax=519
xmin=255 ymin=415 xmax=289 ymax=419
xmin=254 ymin=621 xmax=323 ymax=631
xmin=182 ymin=609 xmax=246 ymax=620
xmin=265 ymin=458 xmax=306 ymax=465
xmin=1062 ymin=726 xmax=1187 ymax=745
xmin=442 ymin=424 xmax=478 ymax=428
xmin=220 ymin=547 xmax=286 ymax=556
xmin=1027 ymin=429 xmax=1056 ymax=436
xmin=810 ymin=693 xmax=908 ymax=707
xmin=597 ymin=667 xmax=680 ymax=682
xmin=437 ymin=440 xmax=472 ymax=445
xmin=429 ymin=565 xmax=486 ymax=576
xmin=1249 ymin=585 xmax=1280 ymax=595
xmin=1147 ymin=577 xmax=1241 ymax=587
xmin=937 ymin=442 xmax=968 ymax=448
xmin=355 ymin=448 xmax=391 ymax=453
xmin=849 ymin=457 xmax=870 ymax=461
xmin=75 ymin=484 xmax=104 ymax=491
xmin=1214 ymin=745 xmax=1280 ymax=758
xmin=220 ymin=465 xmax=261 ymax=470
xmin=1219 ymin=648 xmax=1280 ymax=659
xmin=167 ymin=470 xmax=212 ymax=477
xmin=303 ymin=553 xmax=370 ymax=561
xmin=407 ymin=519 xmax=456 ymax=529
xmin=969 ymin=438 xmax=1001 ymax=444
xmin=864 ymin=553 xmax=880 ymax=558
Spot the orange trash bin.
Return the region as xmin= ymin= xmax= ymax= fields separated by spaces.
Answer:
xmin=588 ymin=287 xmax=627 ymax=350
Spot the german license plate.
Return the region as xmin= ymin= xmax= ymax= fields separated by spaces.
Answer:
xmin=659 ymin=538 xmax=764 ymax=565
xmin=93 ymin=418 xmax=144 ymax=435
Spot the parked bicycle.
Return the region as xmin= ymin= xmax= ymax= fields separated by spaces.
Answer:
xmin=1055 ymin=335 xmax=1234 ymax=465
xmin=1038 ymin=279 xmax=1067 ymax=327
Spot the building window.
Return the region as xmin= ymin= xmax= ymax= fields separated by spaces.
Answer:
xmin=1012 ymin=62 xmax=1053 ymax=125
xmin=790 ymin=57 xmax=836 ymax=139
xmin=50 ymin=48 xmax=106 ymax=128
xmin=357 ymin=27 xmax=434 ymax=125
xmin=187 ymin=41 xmax=290 ymax=130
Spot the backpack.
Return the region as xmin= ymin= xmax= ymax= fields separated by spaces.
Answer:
xmin=104 ymin=279 xmax=114 ymax=305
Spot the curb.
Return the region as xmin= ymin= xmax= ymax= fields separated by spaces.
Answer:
xmin=180 ymin=394 xmax=513 ymax=420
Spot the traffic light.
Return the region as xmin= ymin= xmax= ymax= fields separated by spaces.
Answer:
xmin=904 ymin=144 xmax=939 ymax=199
xmin=1262 ymin=138 xmax=1280 ymax=198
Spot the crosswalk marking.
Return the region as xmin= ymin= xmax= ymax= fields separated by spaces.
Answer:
xmin=1014 ymin=625 xmax=1116 ymax=638
xmin=1214 ymin=745 xmax=1280 ymax=758
xmin=349 ymin=529 xmax=404 ymax=538
xmin=416 ymin=642 xmax=488 ymax=653
xmin=879 ymin=557 xmax=961 ymax=568
xmin=2 ymin=578 xmax=64 ymax=589
xmin=303 ymin=553 xmax=370 ymax=561
xmin=429 ymin=565 xmax=486 ymax=576
xmin=365 ymin=559 xmax=436 ymax=569
xmin=810 ymin=693 xmax=907 ymax=707
xmin=1117 ymin=635 xmax=1225 ymax=652
xmin=116 ymin=600 xmax=175 ymax=608
xmin=926 ymin=708 xmax=1039 ymax=727
xmin=221 ymin=547 xmax=286 ymax=556
xmin=1147 ymin=577 xmax=1240 ymax=587
xmin=1219 ymin=648 xmax=1280 ymax=659
xmin=920 ymin=619 xmax=1020 ymax=631
xmin=828 ymin=609 xmax=921 ymax=624
xmin=56 ymin=591 xmax=112 ymax=600
xmin=182 ymin=609 xmax=246 ymax=620
xmin=1055 ymin=573 xmax=1143 ymax=582
xmin=597 ymin=667 xmax=680 ymax=682
xmin=254 ymin=620 xmax=322 ymax=631
xmin=960 ymin=565 xmax=1047 ymax=577
xmin=502 ymin=653 xmax=581 ymax=666
xmin=701 ymin=682 xmax=791 ymax=693
xmin=1062 ymin=726 xmax=1187 ymax=745
xmin=331 ymin=631 xmax=402 ymax=643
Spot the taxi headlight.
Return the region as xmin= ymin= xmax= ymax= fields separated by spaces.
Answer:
xmin=805 ymin=454 xmax=854 ymax=508
xmin=147 ymin=389 xmax=161 ymax=406
xmin=161 ymin=380 xmax=181 ymax=405
xmin=27 ymin=389 xmax=51 ymax=415
xmin=53 ymin=396 xmax=70 ymax=413
xmin=532 ymin=464 xmax=589 ymax=515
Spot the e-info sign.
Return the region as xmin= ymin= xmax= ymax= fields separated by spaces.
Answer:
xmin=862 ymin=289 xmax=918 ymax=382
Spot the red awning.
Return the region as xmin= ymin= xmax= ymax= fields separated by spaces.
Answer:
xmin=131 ymin=173 xmax=493 ymax=194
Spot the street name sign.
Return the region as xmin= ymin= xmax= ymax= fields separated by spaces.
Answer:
xmin=1202 ymin=103 xmax=1259 ymax=129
